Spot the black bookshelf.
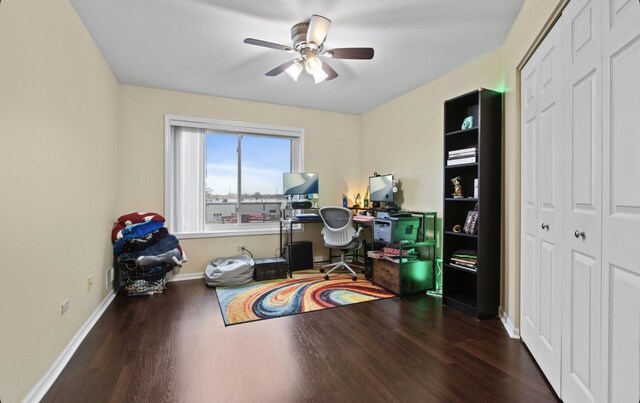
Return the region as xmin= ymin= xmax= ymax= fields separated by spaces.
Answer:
xmin=442 ymin=88 xmax=502 ymax=318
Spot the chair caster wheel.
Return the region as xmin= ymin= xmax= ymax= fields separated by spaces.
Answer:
xmin=352 ymin=276 xmax=357 ymax=281
xmin=320 ymin=268 xmax=325 ymax=273
xmin=324 ymin=275 xmax=329 ymax=280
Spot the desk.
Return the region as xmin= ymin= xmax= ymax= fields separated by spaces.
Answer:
xmin=279 ymin=210 xmax=364 ymax=277
xmin=279 ymin=209 xmax=436 ymax=287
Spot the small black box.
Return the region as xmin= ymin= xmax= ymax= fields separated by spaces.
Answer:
xmin=253 ymin=257 xmax=288 ymax=281
xmin=285 ymin=241 xmax=314 ymax=271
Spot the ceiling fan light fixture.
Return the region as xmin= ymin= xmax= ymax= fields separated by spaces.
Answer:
xmin=307 ymin=15 xmax=332 ymax=46
xmin=285 ymin=61 xmax=303 ymax=81
xmin=304 ymin=56 xmax=322 ymax=74
xmin=312 ymin=68 xmax=329 ymax=84
xmin=244 ymin=14 xmax=373 ymax=83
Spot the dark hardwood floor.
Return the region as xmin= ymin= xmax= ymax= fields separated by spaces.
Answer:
xmin=43 ymin=278 xmax=558 ymax=402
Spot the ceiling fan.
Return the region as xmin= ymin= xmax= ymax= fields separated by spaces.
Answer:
xmin=243 ymin=14 xmax=374 ymax=84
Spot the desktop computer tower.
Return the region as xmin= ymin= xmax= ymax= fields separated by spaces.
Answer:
xmin=284 ymin=241 xmax=313 ymax=271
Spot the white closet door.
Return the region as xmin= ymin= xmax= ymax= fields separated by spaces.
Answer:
xmin=520 ymin=17 xmax=564 ymax=395
xmin=601 ymin=1 xmax=640 ymax=402
xmin=520 ymin=38 xmax=540 ymax=363
xmin=561 ymin=0 xmax=603 ymax=401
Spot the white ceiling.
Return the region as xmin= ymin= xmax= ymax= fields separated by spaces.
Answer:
xmin=69 ymin=0 xmax=524 ymax=115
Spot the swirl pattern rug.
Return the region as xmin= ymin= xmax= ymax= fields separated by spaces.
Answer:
xmin=215 ymin=273 xmax=396 ymax=326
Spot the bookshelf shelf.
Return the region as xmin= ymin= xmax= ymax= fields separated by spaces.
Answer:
xmin=445 ymin=127 xmax=479 ymax=136
xmin=444 ymin=231 xmax=478 ymax=238
xmin=442 ymin=88 xmax=502 ymax=319
xmin=445 ymin=162 xmax=478 ymax=169
xmin=445 ymin=198 xmax=478 ymax=202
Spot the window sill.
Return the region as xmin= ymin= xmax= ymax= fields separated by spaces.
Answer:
xmin=174 ymin=226 xmax=302 ymax=239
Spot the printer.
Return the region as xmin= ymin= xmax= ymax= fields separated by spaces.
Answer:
xmin=373 ymin=212 xmax=421 ymax=244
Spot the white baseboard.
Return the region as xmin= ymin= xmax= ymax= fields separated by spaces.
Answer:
xmin=23 ymin=290 xmax=117 ymax=403
xmin=167 ymin=271 xmax=204 ymax=282
xmin=499 ymin=306 xmax=521 ymax=339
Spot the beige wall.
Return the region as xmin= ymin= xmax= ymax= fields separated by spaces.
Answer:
xmin=361 ymin=0 xmax=564 ymax=330
xmin=118 ymin=86 xmax=361 ymax=273
xmin=361 ymin=49 xmax=504 ymax=212
xmin=0 ymin=0 xmax=120 ymax=401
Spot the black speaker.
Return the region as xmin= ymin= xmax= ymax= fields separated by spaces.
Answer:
xmin=291 ymin=200 xmax=312 ymax=209
xmin=285 ymin=241 xmax=313 ymax=271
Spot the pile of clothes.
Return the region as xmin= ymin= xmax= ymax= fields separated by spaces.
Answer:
xmin=111 ymin=212 xmax=186 ymax=296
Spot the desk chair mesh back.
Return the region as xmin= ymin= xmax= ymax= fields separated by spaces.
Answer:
xmin=319 ymin=207 xmax=362 ymax=281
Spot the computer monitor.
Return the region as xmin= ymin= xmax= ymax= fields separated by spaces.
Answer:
xmin=283 ymin=172 xmax=319 ymax=196
xmin=369 ymin=174 xmax=394 ymax=203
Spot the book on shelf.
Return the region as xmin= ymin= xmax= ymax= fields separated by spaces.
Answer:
xmin=448 ymin=152 xmax=477 ymax=160
xmin=447 ymin=156 xmax=477 ymax=166
xmin=449 ymin=262 xmax=477 ymax=272
xmin=452 ymin=249 xmax=477 ymax=259
xmin=448 ymin=147 xmax=477 ymax=156
xmin=451 ymin=263 xmax=477 ymax=270
xmin=451 ymin=257 xmax=477 ymax=266
xmin=467 ymin=212 xmax=478 ymax=234
xmin=463 ymin=211 xmax=474 ymax=233
xmin=462 ymin=203 xmax=479 ymax=234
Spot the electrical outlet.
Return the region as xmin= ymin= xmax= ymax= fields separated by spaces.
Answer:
xmin=61 ymin=299 xmax=70 ymax=315
xmin=106 ymin=266 xmax=114 ymax=290
xmin=87 ymin=275 xmax=94 ymax=291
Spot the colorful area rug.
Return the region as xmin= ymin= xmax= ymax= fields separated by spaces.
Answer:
xmin=215 ymin=271 xmax=396 ymax=326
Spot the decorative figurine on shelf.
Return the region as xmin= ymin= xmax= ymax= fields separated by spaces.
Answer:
xmin=353 ymin=193 xmax=361 ymax=208
xmin=461 ymin=116 xmax=474 ymax=130
xmin=452 ymin=224 xmax=462 ymax=233
xmin=451 ymin=176 xmax=464 ymax=198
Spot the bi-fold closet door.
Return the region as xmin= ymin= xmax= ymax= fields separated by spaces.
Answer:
xmin=520 ymin=15 xmax=564 ymax=395
xmin=600 ymin=0 xmax=640 ymax=401
xmin=561 ymin=0 xmax=603 ymax=401
xmin=520 ymin=0 xmax=640 ymax=402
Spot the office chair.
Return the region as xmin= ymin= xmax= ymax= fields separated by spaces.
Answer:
xmin=319 ymin=206 xmax=363 ymax=281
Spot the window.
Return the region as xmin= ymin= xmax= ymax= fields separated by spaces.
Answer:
xmin=165 ymin=115 xmax=303 ymax=237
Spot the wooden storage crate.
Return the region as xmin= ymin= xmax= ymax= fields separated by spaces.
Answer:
xmin=372 ymin=258 xmax=433 ymax=296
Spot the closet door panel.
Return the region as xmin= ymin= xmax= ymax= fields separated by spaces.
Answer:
xmin=602 ymin=1 xmax=640 ymax=401
xmin=609 ymin=0 xmax=637 ymax=27
xmin=571 ymin=73 xmax=597 ymax=210
xmin=538 ymin=240 xmax=555 ymax=345
xmin=522 ymin=234 xmax=537 ymax=332
xmin=562 ymin=0 xmax=602 ymax=401
xmin=536 ymin=27 xmax=563 ymax=390
xmin=520 ymin=17 xmax=563 ymax=394
xmin=540 ymin=105 xmax=557 ymax=208
xmin=568 ymin=250 xmax=599 ymax=400
xmin=521 ymin=60 xmax=539 ymax=350
xmin=609 ymin=38 xmax=640 ymax=211
xmin=609 ymin=266 xmax=640 ymax=402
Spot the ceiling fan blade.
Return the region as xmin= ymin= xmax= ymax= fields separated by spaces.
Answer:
xmin=265 ymin=59 xmax=299 ymax=77
xmin=323 ymin=48 xmax=374 ymax=60
xmin=244 ymin=38 xmax=294 ymax=52
xmin=307 ymin=14 xmax=331 ymax=45
xmin=321 ymin=61 xmax=339 ymax=81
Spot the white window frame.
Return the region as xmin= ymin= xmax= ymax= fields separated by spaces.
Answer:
xmin=165 ymin=114 xmax=304 ymax=238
